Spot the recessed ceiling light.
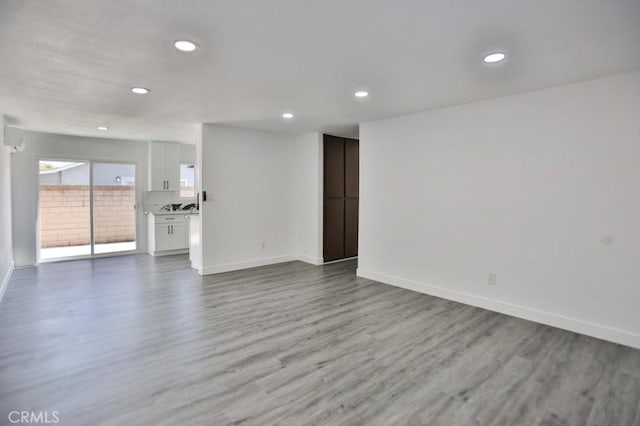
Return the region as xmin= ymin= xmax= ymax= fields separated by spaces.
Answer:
xmin=97 ymin=126 xmax=109 ymax=131
xmin=282 ymin=112 xmax=294 ymax=119
xmin=354 ymin=91 xmax=369 ymax=98
xmin=483 ymin=52 xmax=506 ymax=63
xmin=131 ymin=87 xmax=150 ymax=94
xmin=174 ymin=40 xmax=198 ymax=52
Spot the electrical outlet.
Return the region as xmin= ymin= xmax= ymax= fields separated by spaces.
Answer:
xmin=488 ymin=273 xmax=497 ymax=285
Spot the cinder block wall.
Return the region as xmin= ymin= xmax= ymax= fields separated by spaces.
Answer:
xmin=39 ymin=185 xmax=135 ymax=248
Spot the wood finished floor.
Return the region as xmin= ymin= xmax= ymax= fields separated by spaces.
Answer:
xmin=1 ymin=255 xmax=639 ymax=426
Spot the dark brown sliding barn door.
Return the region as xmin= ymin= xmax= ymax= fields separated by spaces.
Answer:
xmin=323 ymin=134 xmax=359 ymax=262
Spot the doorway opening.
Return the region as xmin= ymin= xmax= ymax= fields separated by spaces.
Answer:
xmin=38 ymin=160 xmax=137 ymax=261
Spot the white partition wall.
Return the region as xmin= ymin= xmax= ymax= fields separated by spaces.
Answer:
xmin=292 ymin=132 xmax=323 ymax=265
xmin=1 ymin=116 xmax=14 ymax=300
xmin=199 ymin=125 xmax=297 ymax=274
xmin=194 ymin=126 xmax=323 ymax=274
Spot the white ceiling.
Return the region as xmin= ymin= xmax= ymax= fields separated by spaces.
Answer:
xmin=1 ymin=0 xmax=639 ymax=143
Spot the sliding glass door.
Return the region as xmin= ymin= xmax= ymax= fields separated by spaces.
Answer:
xmin=39 ymin=160 xmax=92 ymax=260
xmin=38 ymin=160 xmax=137 ymax=261
xmin=92 ymin=162 xmax=137 ymax=255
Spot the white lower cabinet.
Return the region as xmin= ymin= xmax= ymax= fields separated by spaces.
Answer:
xmin=148 ymin=214 xmax=189 ymax=256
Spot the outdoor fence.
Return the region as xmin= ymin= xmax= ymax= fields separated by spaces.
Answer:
xmin=39 ymin=185 xmax=135 ymax=248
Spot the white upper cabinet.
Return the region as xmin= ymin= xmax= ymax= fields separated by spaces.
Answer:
xmin=148 ymin=141 xmax=180 ymax=191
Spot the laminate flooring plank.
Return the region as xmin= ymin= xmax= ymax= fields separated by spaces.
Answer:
xmin=1 ymin=255 xmax=639 ymax=425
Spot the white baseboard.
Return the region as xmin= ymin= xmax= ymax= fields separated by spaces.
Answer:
xmin=198 ymin=254 xmax=327 ymax=275
xmin=0 ymin=261 xmax=15 ymax=303
xmin=199 ymin=255 xmax=299 ymax=275
xmin=296 ymin=255 xmax=324 ymax=265
xmin=357 ymin=268 xmax=640 ymax=350
xmin=149 ymin=248 xmax=189 ymax=257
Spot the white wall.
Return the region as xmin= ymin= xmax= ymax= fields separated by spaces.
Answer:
xmin=195 ymin=126 xmax=323 ymax=274
xmin=198 ymin=125 xmax=298 ymax=274
xmin=190 ymin=125 xmax=204 ymax=271
xmin=11 ymin=131 xmax=149 ymax=266
xmin=180 ymin=143 xmax=196 ymax=164
xmin=358 ymin=71 xmax=640 ymax=349
xmin=1 ymin=118 xmax=14 ymax=300
xmin=293 ymin=132 xmax=323 ymax=265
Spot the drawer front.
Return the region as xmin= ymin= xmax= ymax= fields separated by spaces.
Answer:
xmin=155 ymin=215 xmax=186 ymax=224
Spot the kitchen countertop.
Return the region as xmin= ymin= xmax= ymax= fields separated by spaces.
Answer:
xmin=147 ymin=210 xmax=199 ymax=216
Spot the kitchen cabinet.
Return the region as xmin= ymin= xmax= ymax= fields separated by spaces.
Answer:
xmin=148 ymin=214 xmax=189 ymax=256
xmin=148 ymin=141 xmax=180 ymax=191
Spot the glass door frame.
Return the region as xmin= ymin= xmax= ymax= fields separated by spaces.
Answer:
xmin=37 ymin=157 xmax=140 ymax=263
